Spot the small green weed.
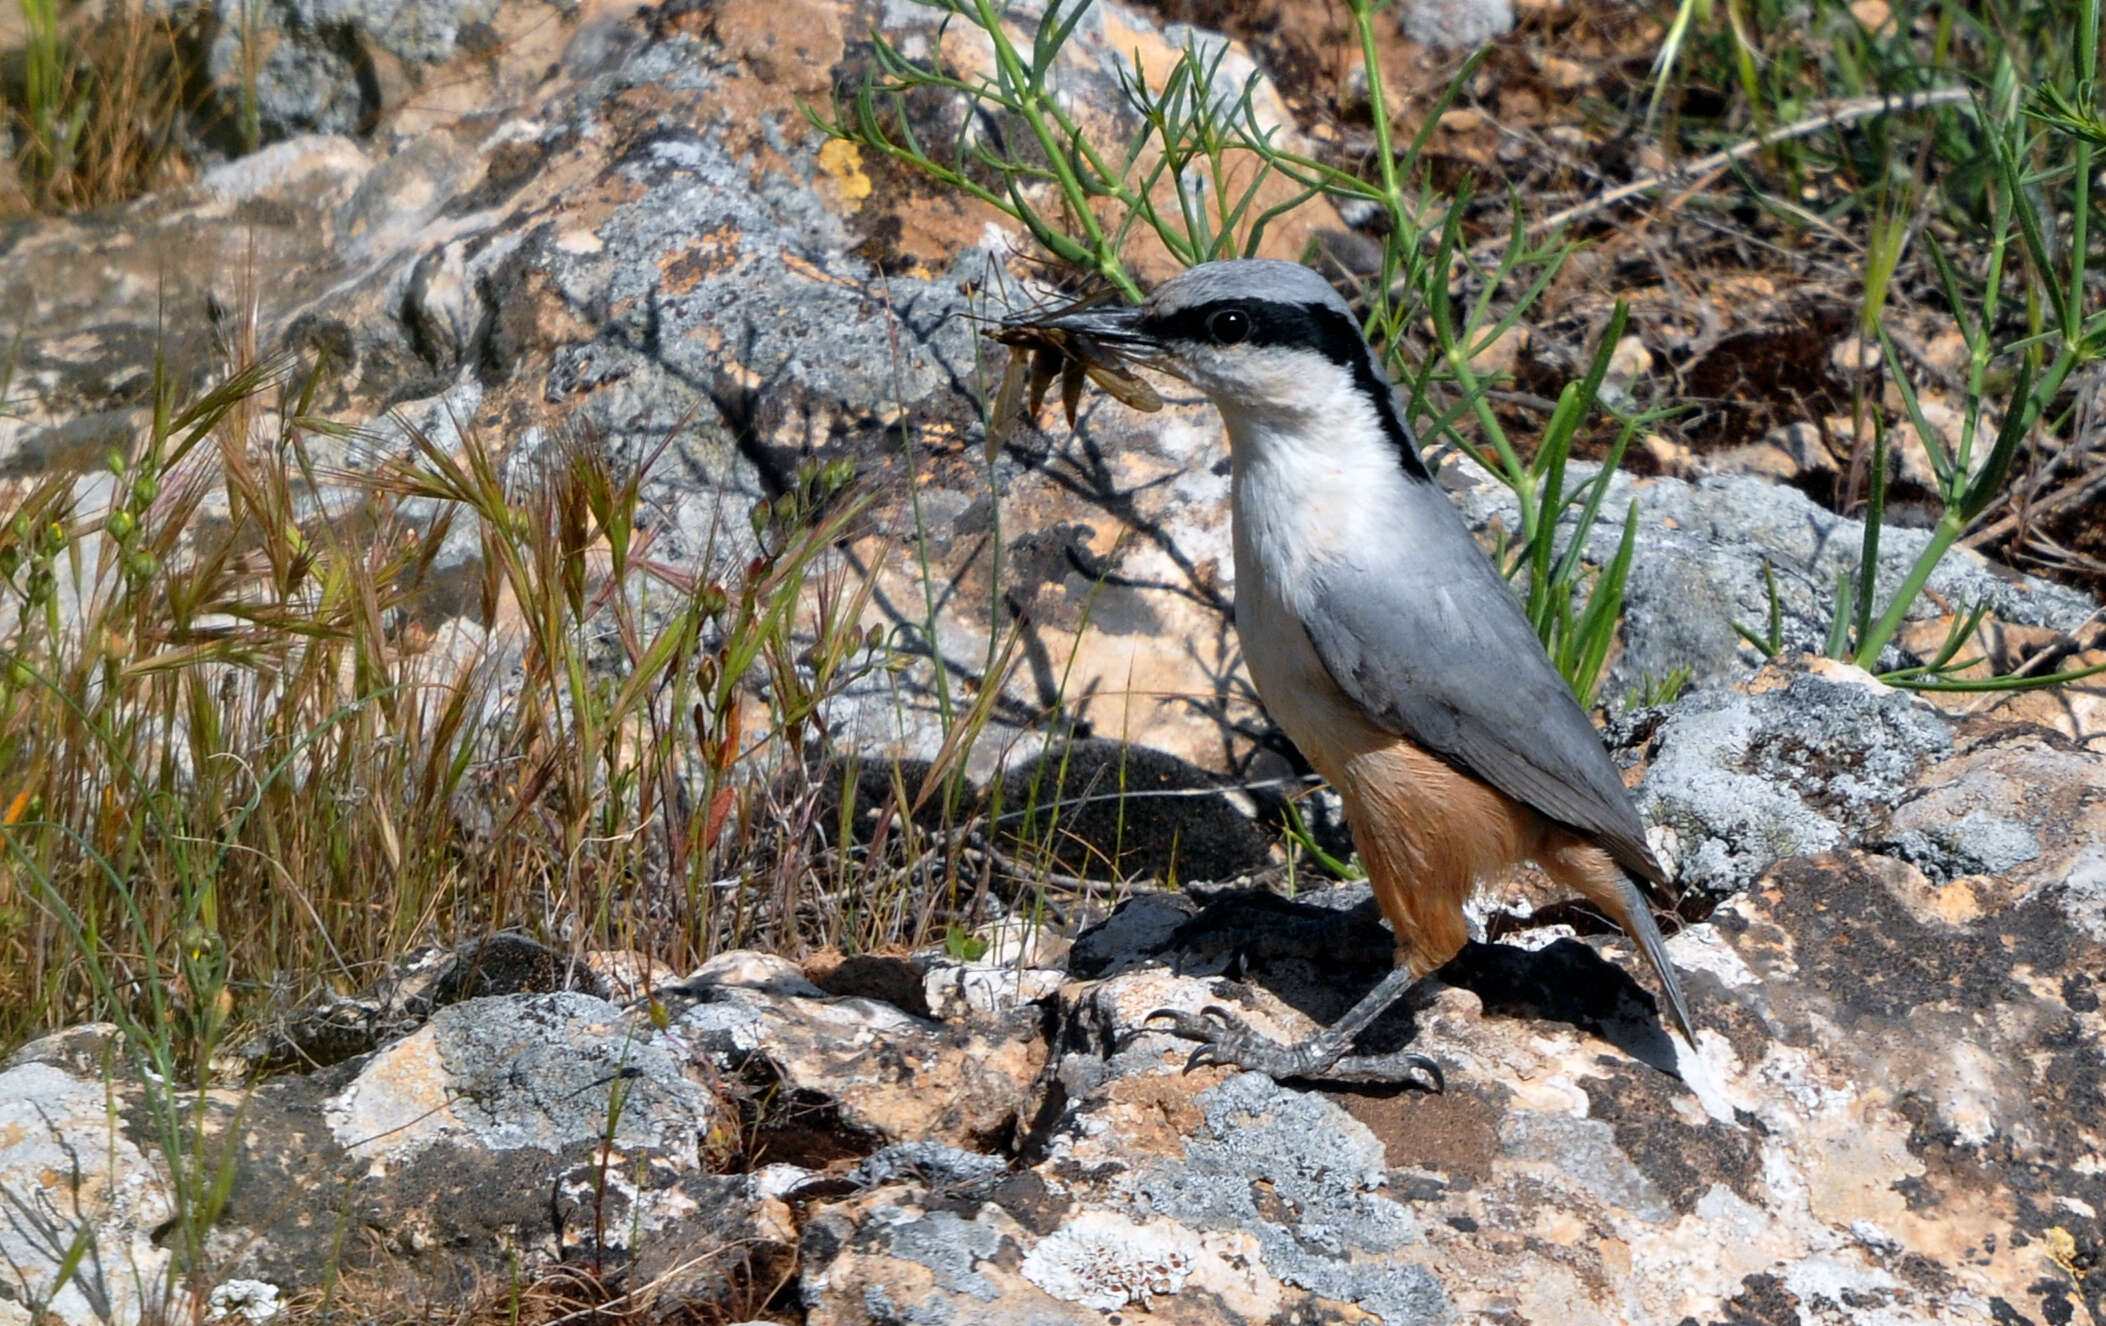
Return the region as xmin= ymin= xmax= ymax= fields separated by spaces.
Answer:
xmin=1678 ymin=0 xmax=2105 ymax=689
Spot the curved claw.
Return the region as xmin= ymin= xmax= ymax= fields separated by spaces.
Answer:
xmin=1123 ymin=1007 xmax=1196 ymax=1053
xmin=1140 ymin=1004 xmax=1445 ymax=1089
xmin=1140 ymin=1004 xmax=1260 ymax=1074
xmin=1144 ymin=1005 xmax=1241 ymax=1041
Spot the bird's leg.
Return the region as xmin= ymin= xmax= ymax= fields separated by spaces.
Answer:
xmin=1145 ymin=965 xmax=1443 ymax=1089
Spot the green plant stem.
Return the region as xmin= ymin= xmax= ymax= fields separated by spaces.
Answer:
xmin=1856 ymin=351 xmax=2075 ymax=670
xmin=2067 ymin=0 xmax=2096 ymax=335
xmin=1853 ymin=512 xmax=1955 ymax=669
xmin=968 ymin=0 xmax=1138 ymax=298
xmin=1351 ymin=0 xmax=1405 ymax=213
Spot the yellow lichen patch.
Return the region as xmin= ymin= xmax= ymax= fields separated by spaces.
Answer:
xmin=2047 ymin=1226 xmax=2086 ymax=1282
xmin=817 ymin=138 xmax=873 ymax=209
xmin=1929 ymin=875 xmax=1985 ymax=925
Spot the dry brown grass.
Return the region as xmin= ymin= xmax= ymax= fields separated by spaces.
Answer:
xmin=270 ymin=1249 xmax=799 ymax=1326
xmin=0 ymin=307 xmax=1044 ymax=1070
xmin=2 ymin=0 xmax=197 ymax=214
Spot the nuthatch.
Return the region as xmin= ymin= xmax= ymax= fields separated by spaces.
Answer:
xmin=1035 ymin=259 xmax=1695 ymax=1083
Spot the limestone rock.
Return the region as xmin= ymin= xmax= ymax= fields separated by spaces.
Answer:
xmin=1398 ymin=0 xmax=1517 ymax=50
xmin=1457 ymin=465 xmax=2098 ymax=699
xmin=0 ymin=992 xmax=722 ymax=1320
xmin=668 ymin=952 xmax=1047 ymax=1155
xmin=324 ymin=991 xmax=706 ymax=1164
xmin=0 ymin=1034 xmax=177 ymax=1325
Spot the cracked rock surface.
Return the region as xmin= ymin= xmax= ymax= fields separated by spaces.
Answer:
xmin=4 ymin=662 xmax=2104 ymax=1324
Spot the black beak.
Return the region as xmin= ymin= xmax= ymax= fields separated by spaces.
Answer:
xmin=1033 ymin=301 xmax=1161 ymax=353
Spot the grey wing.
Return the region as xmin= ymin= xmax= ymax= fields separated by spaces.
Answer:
xmin=1303 ymin=546 xmax=1664 ymax=884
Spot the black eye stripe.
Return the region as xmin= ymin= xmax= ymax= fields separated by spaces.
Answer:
xmin=1141 ymin=296 xmax=1429 ymax=482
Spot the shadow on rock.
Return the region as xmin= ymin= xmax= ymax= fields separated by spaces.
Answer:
xmin=1070 ymin=886 xmax=1682 ymax=1078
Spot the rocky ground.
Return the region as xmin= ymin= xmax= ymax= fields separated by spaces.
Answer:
xmin=6 ymin=657 xmax=2105 ymax=1323
xmin=3 ymin=0 xmax=2105 ymax=1320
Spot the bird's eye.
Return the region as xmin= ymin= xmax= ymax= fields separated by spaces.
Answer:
xmin=1206 ymin=308 xmax=1250 ymax=346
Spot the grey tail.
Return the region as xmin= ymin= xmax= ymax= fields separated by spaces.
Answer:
xmin=1613 ymin=875 xmax=1698 ymax=1047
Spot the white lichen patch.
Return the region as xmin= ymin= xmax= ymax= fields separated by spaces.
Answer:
xmin=1667 ymin=923 xmax=1763 ymax=990
xmin=1021 ymin=1211 xmax=1202 ymax=1311
xmin=206 ymin=1279 xmax=284 ymax=1324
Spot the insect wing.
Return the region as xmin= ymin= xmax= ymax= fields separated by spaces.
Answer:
xmin=989 ymin=345 xmax=1028 ymax=450
xmin=1027 ymin=344 xmax=1063 ymax=424
xmin=1085 ymin=359 xmax=1163 ymax=412
xmin=1061 ymin=353 xmax=1087 ymax=428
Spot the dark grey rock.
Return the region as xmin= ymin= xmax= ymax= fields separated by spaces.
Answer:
xmin=996 ymin=738 xmax=1276 ymax=884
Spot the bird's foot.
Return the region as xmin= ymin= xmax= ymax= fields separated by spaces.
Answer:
xmin=1143 ymin=1005 xmax=1444 ymax=1091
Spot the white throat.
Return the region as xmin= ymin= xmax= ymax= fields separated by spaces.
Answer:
xmin=1217 ymin=379 xmax=1416 ymax=575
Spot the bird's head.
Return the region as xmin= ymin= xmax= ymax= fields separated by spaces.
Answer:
xmin=1035 ymin=259 xmax=1413 ymax=452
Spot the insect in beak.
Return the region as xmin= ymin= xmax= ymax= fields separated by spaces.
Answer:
xmin=984 ymin=294 xmax=1165 ymax=444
